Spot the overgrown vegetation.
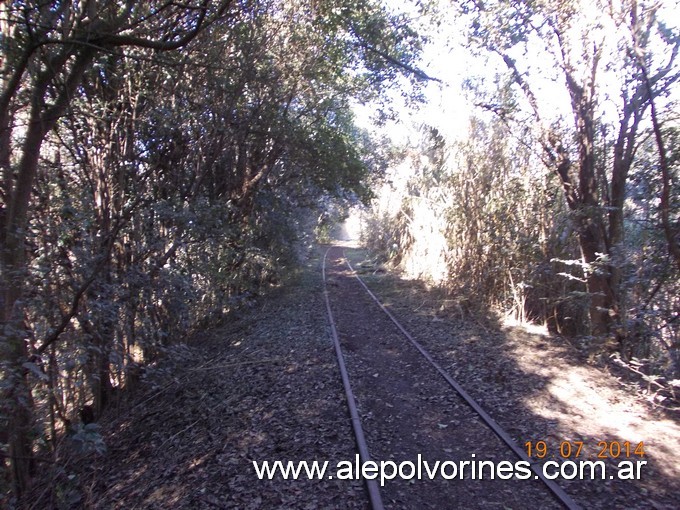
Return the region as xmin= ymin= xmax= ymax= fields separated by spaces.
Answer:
xmin=3 ymin=0 xmax=678 ymax=504
xmin=363 ymin=0 xmax=679 ymax=387
xmin=0 ymin=1 xmax=427 ymax=504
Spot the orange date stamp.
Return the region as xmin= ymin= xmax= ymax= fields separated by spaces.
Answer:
xmin=525 ymin=440 xmax=645 ymax=460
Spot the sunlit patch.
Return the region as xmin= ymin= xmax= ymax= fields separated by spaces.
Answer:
xmin=188 ymin=453 xmax=211 ymax=470
xmin=145 ymin=485 xmax=184 ymax=506
xmin=342 ymin=209 xmax=363 ymax=241
xmin=506 ymin=329 xmax=680 ymax=480
xmin=501 ymin=316 xmax=549 ymax=337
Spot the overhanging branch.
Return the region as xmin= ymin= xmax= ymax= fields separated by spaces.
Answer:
xmin=360 ymin=42 xmax=441 ymax=83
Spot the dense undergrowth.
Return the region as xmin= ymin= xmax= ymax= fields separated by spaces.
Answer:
xmin=0 ymin=1 xmax=425 ymax=503
xmin=360 ymin=120 xmax=680 ymax=387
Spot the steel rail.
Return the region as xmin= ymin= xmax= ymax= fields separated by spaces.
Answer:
xmin=344 ymin=250 xmax=581 ymax=510
xmin=322 ymin=247 xmax=385 ymax=510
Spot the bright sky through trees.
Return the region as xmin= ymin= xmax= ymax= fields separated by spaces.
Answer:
xmin=355 ymin=0 xmax=680 ymax=145
xmin=355 ymin=0 xmax=680 ymax=350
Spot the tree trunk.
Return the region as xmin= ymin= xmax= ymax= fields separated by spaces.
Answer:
xmin=1 ymin=47 xmax=94 ymax=499
xmin=564 ymin=58 xmax=618 ymax=340
xmin=3 ymin=344 xmax=34 ymax=496
xmin=1 ymin=108 xmax=49 ymax=498
xmin=576 ymin=222 xmax=613 ymax=336
xmin=0 ymin=3 xmax=223 ymax=498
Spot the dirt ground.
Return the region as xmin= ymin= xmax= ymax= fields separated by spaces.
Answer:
xmin=341 ymin=245 xmax=680 ymax=510
xmin=52 ymin=243 xmax=680 ymax=509
xmin=324 ymin=245 xmax=559 ymax=509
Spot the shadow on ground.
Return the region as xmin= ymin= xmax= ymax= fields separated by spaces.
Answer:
xmin=343 ymin=246 xmax=680 ymax=510
xmin=47 ymin=243 xmax=679 ymax=510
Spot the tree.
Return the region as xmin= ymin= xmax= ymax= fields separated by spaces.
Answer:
xmin=463 ymin=0 xmax=680 ymax=342
xmin=0 ymin=1 xmax=230 ymax=497
xmin=1 ymin=0 xmax=428 ymax=501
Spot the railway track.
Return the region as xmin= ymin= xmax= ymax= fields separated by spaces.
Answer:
xmin=322 ymin=245 xmax=581 ymax=509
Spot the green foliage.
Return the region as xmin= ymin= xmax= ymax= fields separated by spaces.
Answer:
xmin=0 ymin=0 xmax=428 ymax=501
xmin=617 ymin=129 xmax=680 ymax=369
xmin=364 ymin=116 xmax=594 ymax=333
xmin=364 ymin=0 xmax=679 ymax=380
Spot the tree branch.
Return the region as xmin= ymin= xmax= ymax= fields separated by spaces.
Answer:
xmin=631 ymin=4 xmax=680 ymax=270
xmin=359 ymin=42 xmax=441 ymax=83
xmin=36 ymin=197 xmax=144 ymax=354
